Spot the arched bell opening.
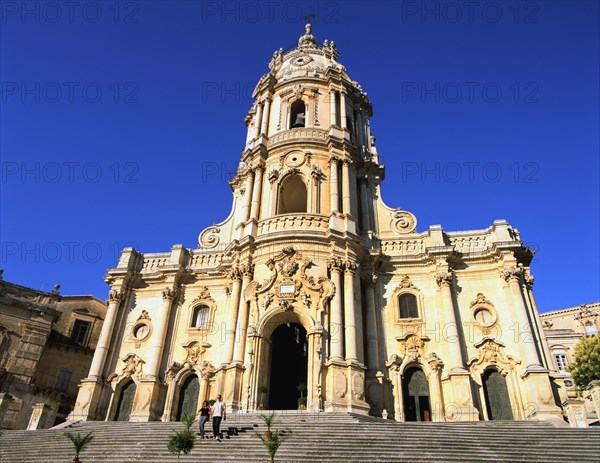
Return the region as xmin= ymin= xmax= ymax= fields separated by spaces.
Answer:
xmin=277 ymin=174 xmax=307 ymax=214
xmin=289 ymin=100 xmax=306 ymax=129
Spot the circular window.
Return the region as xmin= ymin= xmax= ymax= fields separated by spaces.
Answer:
xmin=564 ymin=380 xmax=574 ymax=388
xmin=473 ymin=307 xmax=497 ymax=327
xmin=285 ymin=151 xmax=305 ymax=167
xmin=133 ymin=323 xmax=149 ymax=340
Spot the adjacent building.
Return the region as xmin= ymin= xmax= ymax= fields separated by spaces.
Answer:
xmin=70 ymin=24 xmax=566 ymax=425
xmin=0 ymin=271 xmax=105 ymax=429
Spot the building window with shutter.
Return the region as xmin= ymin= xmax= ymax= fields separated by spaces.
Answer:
xmin=71 ymin=319 xmax=91 ymax=347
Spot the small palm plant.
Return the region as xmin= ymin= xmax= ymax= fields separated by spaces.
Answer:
xmin=297 ymin=383 xmax=307 ymax=409
xmin=167 ymin=412 xmax=196 ymax=462
xmin=260 ymin=411 xmax=276 ymax=438
xmin=64 ymin=431 xmax=94 ymax=463
xmin=255 ymin=430 xmax=291 ymax=463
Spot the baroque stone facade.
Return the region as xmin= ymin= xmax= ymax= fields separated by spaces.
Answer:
xmin=71 ymin=24 xmax=565 ymax=424
xmin=0 ymin=271 xmax=106 ymax=429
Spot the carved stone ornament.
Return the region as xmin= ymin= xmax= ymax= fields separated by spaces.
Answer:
xmin=435 ymin=271 xmax=454 ymax=288
xmin=162 ymin=287 xmax=178 ymax=301
xmin=392 ymin=210 xmax=417 ymax=234
xmin=137 ymin=310 xmax=150 ymax=321
xmin=192 ymin=286 xmax=214 ymax=304
xmin=108 ymin=289 xmax=124 ymax=303
xmin=114 ymin=353 xmax=144 ymax=382
xmin=199 ymin=225 xmax=221 ymax=249
xmin=398 ymin=274 xmax=415 ymax=289
xmin=470 ymin=292 xmax=494 ymax=308
xmin=183 ymin=340 xmax=211 ymax=366
xmin=467 ymin=338 xmax=520 ymax=376
xmin=501 ymin=266 xmax=524 ymax=283
xmin=244 ymin=246 xmax=334 ymax=318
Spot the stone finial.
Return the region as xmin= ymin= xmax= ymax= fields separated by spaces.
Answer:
xmin=52 ymin=284 xmax=60 ymax=294
xmin=298 ymin=22 xmax=317 ymax=49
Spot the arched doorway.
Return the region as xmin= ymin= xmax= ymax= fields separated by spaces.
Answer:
xmin=403 ymin=367 xmax=431 ymax=421
xmin=176 ymin=375 xmax=200 ymax=420
xmin=115 ymin=380 xmax=136 ymax=421
xmin=483 ymin=369 xmax=513 ymax=420
xmin=277 ymin=175 xmax=307 ymax=214
xmin=269 ymin=323 xmax=308 ymax=409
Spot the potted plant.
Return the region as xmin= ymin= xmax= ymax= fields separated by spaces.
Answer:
xmin=167 ymin=412 xmax=196 ymax=463
xmin=260 ymin=411 xmax=276 ymax=439
xmin=258 ymin=385 xmax=269 ymax=409
xmin=255 ymin=429 xmax=291 ymax=463
xmin=64 ymin=431 xmax=94 ymax=463
xmin=297 ymin=383 xmax=307 ymax=410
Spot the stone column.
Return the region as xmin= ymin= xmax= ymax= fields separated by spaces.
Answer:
xmin=329 ymin=158 xmax=339 ymax=214
xmin=340 ymin=91 xmax=347 ymax=131
xmin=88 ymin=289 xmax=124 ymax=379
xmin=344 ymin=261 xmax=358 ymax=363
xmin=357 ymin=109 xmax=365 ymax=146
xmin=223 ymin=267 xmax=243 ymax=365
xmin=233 ymin=266 xmax=254 ymax=363
xmin=241 ymin=170 xmax=255 ymax=223
xmin=359 ymin=176 xmax=371 ymax=232
xmin=250 ymin=166 xmax=264 ymax=221
xmin=502 ymin=266 xmax=541 ymax=368
xmin=523 ymin=274 xmax=553 ymax=370
xmin=328 ymin=259 xmax=344 ymax=361
xmin=363 ymin=275 xmax=380 ymax=371
xmin=435 ymin=270 xmax=478 ymax=421
xmin=427 ymin=360 xmax=445 ymax=422
xmin=341 ymin=160 xmax=352 ymax=215
xmin=434 ymin=271 xmax=465 ymax=371
xmin=254 ymin=102 xmax=263 ymax=140
xmin=260 ymin=98 xmax=271 ymax=136
xmin=145 ymin=287 xmax=177 ymax=379
xmin=329 ymin=89 xmax=337 ymax=126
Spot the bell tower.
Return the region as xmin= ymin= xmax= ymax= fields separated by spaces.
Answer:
xmin=202 ymin=21 xmax=382 ymax=247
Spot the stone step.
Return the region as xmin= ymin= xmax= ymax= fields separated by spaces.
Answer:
xmin=1 ymin=414 xmax=598 ymax=463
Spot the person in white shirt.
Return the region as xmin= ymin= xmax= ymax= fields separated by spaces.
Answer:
xmin=211 ymin=394 xmax=226 ymax=441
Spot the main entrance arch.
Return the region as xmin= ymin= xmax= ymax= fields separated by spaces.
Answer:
xmin=114 ymin=380 xmax=136 ymax=421
xmin=176 ymin=375 xmax=200 ymax=420
xmin=483 ymin=369 xmax=514 ymax=420
xmin=403 ymin=367 xmax=431 ymax=421
xmin=268 ymin=323 xmax=308 ymax=410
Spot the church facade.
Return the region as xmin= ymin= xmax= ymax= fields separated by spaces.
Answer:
xmin=71 ymin=24 xmax=564 ymax=424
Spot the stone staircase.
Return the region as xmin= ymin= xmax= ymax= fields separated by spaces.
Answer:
xmin=1 ymin=412 xmax=599 ymax=462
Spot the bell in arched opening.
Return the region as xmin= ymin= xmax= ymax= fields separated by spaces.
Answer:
xmin=289 ymin=100 xmax=306 ymax=129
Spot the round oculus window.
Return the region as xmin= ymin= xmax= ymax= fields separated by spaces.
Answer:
xmin=134 ymin=324 xmax=149 ymax=340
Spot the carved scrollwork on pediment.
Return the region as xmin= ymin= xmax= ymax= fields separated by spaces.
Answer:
xmin=244 ymin=247 xmax=334 ymax=316
xmin=182 ymin=340 xmax=211 ymax=366
xmin=191 ymin=286 xmax=214 ymax=305
xmin=110 ymin=353 xmax=144 ymax=383
xmin=468 ymin=337 xmax=520 ymax=377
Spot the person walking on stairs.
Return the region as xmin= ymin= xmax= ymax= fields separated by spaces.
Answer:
xmin=198 ymin=400 xmax=210 ymax=439
xmin=211 ymin=394 xmax=226 ymax=441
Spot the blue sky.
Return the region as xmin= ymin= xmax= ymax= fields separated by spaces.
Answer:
xmin=1 ymin=0 xmax=598 ymax=312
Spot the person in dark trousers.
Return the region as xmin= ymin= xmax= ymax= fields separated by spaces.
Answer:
xmin=198 ymin=400 xmax=210 ymax=439
xmin=211 ymin=394 xmax=226 ymax=441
